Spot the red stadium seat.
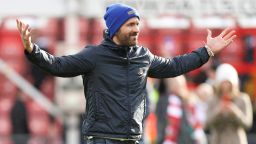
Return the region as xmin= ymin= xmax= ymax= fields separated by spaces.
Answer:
xmin=0 ymin=59 xmax=27 ymax=75
xmin=27 ymin=101 xmax=50 ymax=137
xmin=0 ymin=77 xmax=17 ymax=99
xmin=0 ymin=98 xmax=13 ymax=116
xmin=0 ymin=116 xmax=12 ymax=136
xmin=26 ymin=101 xmax=48 ymax=117
xmin=29 ymin=116 xmax=49 ymax=137
xmin=0 ymin=32 xmax=24 ymax=59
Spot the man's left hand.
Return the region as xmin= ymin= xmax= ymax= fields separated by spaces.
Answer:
xmin=206 ymin=27 xmax=237 ymax=54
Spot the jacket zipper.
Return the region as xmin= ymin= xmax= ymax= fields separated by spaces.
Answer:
xmin=126 ymin=47 xmax=131 ymax=138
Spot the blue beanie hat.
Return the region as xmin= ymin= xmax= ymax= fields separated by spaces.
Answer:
xmin=104 ymin=3 xmax=140 ymax=38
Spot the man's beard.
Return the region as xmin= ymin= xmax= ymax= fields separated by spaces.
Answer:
xmin=116 ymin=31 xmax=138 ymax=47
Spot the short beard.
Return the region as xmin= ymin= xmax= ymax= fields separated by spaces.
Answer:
xmin=115 ymin=30 xmax=137 ymax=47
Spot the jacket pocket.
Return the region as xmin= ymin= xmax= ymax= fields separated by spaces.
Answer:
xmin=94 ymin=91 xmax=109 ymax=121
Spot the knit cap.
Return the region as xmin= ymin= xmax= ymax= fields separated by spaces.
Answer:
xmin=104 ymin=3 xmax=140 ymax=38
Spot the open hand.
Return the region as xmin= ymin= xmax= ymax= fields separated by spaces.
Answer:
xmin=206 ymin=27 xmax=237 ymax=54
xmin=16 ymin=19 xmax=33 ymax=53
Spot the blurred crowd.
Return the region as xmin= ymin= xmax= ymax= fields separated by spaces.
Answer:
xmin=145 ymin=62 xmax=254 ymax=144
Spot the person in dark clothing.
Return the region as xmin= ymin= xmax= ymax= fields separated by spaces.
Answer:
xmin=10 ymin=90 xmax=30 ymax=144
xmin=16 ymin=3 xmax=236 ymax=144
xmin=155 ymin=92 xmax=169 ymax=144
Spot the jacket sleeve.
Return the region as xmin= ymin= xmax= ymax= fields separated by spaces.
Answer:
xmin=147 ymin=47 xmax=210 ymax=78
xmin=25 ymin=44 xmax=95 ymax=77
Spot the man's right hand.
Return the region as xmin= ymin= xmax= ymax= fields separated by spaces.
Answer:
xmin=16 ymin=19 xmax=33 ymax=53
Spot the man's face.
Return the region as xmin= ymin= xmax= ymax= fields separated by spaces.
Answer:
xmin=114 ymin=17 xmax=140 ymax=46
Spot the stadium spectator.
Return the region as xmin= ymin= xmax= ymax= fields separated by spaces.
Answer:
xmin=195 ymin=83 xmax=214 ymax=126
xmin=205 ymin=63 xmax=253 ymax=144
xmin=10 ymin=89 xmax=30 ymax=144
xmin=164 ymin=75 xmax=207 ymax=144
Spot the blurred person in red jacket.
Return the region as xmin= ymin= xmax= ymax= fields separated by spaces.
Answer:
xmin=205 ymin=63 xmax=253 ymax=144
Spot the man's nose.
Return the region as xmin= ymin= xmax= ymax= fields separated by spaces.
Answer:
xmin=133 ymin=25 xmax=140 ymax=33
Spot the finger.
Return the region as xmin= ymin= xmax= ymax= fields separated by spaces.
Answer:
xmin=25 ymin=29 xmax=30 ymax=37
xmin=19 ymin=21 xmax=25 ymax=34
xmin=16 ymin=19 xmax=20 ymax=30
xmin=19 ymin=21 xmax=24 ymax=34
xmin=207 ymin=29 xmax=212 ymax=39
xmin=224 ymin=35 xmax=237 ymax=47
xmin=219 ymin=27 xmax=231 ymax=38
xmin=20 ymin=20 xmax=24 ymax=32
xmin=223 ymin=30 xmax=236 ymax=40
xmin=25 ymin=36 xmax=32 ymax=47
xmin=24 ymin=24 xmax=29 ymax=32
xmin=16 ymin=19 xmax=22 ymax=33
xmin=25 ymin=28 xmax=31 ymax=38
xmin=226 ymin=35 xmax=237 ymax=45
xmin=22 ymin=24 xmax=29 ymax=36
